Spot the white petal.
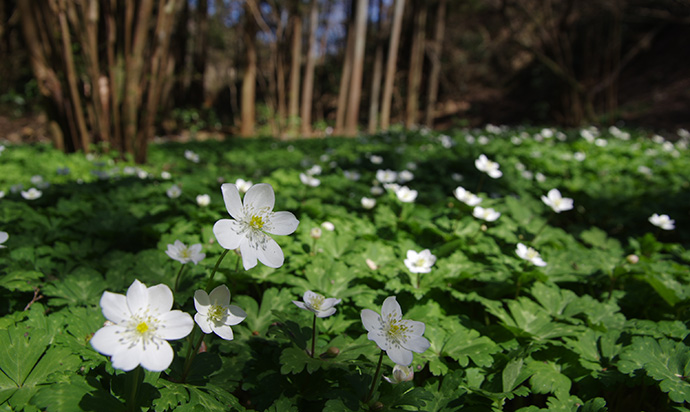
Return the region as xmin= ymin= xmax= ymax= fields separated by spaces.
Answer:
xmin=405 ymin=320 xmax=426 ymax=336
xmin=244 ymin=183 xmax=275 ymax=212
xmin=322 ymin=298 xmax=342 ymax=309
xmin=213 ymin=219 xmax=243 ymax=250
xmin=195 ymin=313 xmax=213 ymax=334
xmin=226 ymin=305 xmax=247 ymax=325
xmin=213 ymin=324 xmax=235 ymax=340
xmin=194 ymin=290 xmax=210 ymax=314
xmin=265 ymin=211 xmax=299 ymax=235
xmin=0 ymin=232 xmax=7 ymax=244
xmin=139 ymin=340 xmax=174 ymax=372
xmin=368 ymin=330 xmax=389 ymax=350
xmin=381 ymin=297 xmax=402 ymax=321
xmin=387 ymin=345 xmax=413 ymax=366
xmin=406 ymin=250 xmax=418 ymax=260
xmin=255 ymin=236 xmax=284 ymax=268
xmin=147 ymin=284 xmax=173 ymax=315
xmin=209 ymin=284 xmax=231 ymax=307
xmin=361 ymin=309 xmax=382 ymax=332
xmin=221 ymin=183 xmax=244 ymax=220
xmin=293 ymin=301 xmax=308 ymax=311
xmin=239 ymin=240 xmax=259 ymax=270
xmin=317 ymin=307 xmax=336 ymax=318
xmin=110 ymin=344 xmax=144 ymax=372
xmin=90 ymin=325 xmax=125 ymax=356
xmin=100 ymin=291 xmax=130 ymax=323
xmin=126 ymin=280 xmax=148 ymax=315
xmin=157 ymin=310 xmax=194 ymax=340
xmin=403 ymin=335 xmax=431 ymax=353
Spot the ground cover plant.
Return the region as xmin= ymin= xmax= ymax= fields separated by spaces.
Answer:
xmin=1 ymin=125 xmax=689 ymax=411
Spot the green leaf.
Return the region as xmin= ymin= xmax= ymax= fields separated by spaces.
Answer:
xmin=0 ymin=270 xmax=43 ymax=292
xmin=41 ymin=267 xmax=107 ymax=307
xmin=503 ymin=358 xmax=531 ymax=393
xmin=526 ymin=359 xmax=572 ymax=398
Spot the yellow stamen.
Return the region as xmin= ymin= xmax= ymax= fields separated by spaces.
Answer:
xmin=136 ymin=322 xmax=149 ymax=333
xmin=250 ymin=215 xmax=265 ymax=230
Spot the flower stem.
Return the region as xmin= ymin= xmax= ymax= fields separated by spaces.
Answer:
xmin=173 ymin=264 xmax=186 ymax=294
xmin=532 ymin=215 xmax=552 ymax=243
xmin=311 ymin=313 xmax=317 ymax=358
xmin=126 ymin=366 xmax=143 ymax=412
xmin=181 ymin=329 xmax=205 ymax=383
xmin=475 ymin=174 xmax=486 ymax=194
xmin=205 ymin=249 xmax=230 ymax=292
xmin=416 ymin=272 xmax=421 ymax=289
xmin=364 ymin=350 xmax=385 ymax=404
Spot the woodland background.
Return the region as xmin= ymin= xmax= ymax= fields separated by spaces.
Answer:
xmin=0 ymin=0 xmax=688 ymax=162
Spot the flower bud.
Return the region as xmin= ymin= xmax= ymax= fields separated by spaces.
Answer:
xmin=321 ymin=221 xmax=335 ymax=231
xmin=366 ymin=258 xmax=378 ymax=270
xmin=310 ymin=227 xmax=322 ymax=239
xmin=384 ymin=364 xmax=414 ymax=384
xmin=626 ymin=254 xmax=639 ymax=264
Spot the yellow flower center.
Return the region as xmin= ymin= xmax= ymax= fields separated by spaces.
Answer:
xmin=308 ymin=294 xmax=325 ymax=310
xmin=136 ymin=322 xmax=149 ymax=334
xmin=208 ymin=304 xmax=226 ymax=322
xmin=385 ymin=318 xmax=409 ymax=344
xmin=249 ymin=215 xmax=265 ymax=230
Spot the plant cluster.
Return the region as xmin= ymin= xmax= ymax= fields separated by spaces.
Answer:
xmin=0 ymin=125 xmax=689 ymax=411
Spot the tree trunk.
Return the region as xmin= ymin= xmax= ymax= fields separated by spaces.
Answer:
xmin=288 ymin=9 xmax=302 ymax=135
xmin=241 ymin=1 xmax=257 ymax=137
xmin=380 ymin=0 xmax=405 ymax=130
xmin=335 ymin=24 xmax=354 ymax=134
xmin=343 ymin=0 xmax=369 ymax=137
xmin=368 ymin=0 xmax=386 ymax=134
xmin=406 ymin=0 xmax=426 ymax=129
xmin=300 ymin=0 xmax=319 ymax=137
xmin=189 ymin=0 xmax=208 ymax=107
xmin=424 ymin=0 xmax=446 ymax=128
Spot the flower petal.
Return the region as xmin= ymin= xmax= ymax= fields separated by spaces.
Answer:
xmin=265 ymin=211 xmax=299 ymax=235
xmin=158 ymin=310 xmax=194 ymax=340
xmin=195 ymin=313 xmax=213 ymax=334
xmin=387 ymin=345 xmax=413 ymax=366
xmin=361 ymin=309 xmax=382 ymax=332
xmin=110 ymin=343 xmax=144 ymax=372
xmin=194 ymin=290 xmax=210 ymax=314
xmin=0 ymin=232 xmax=8 ymax=244
xmin=126 ymin=279 xmax=148 ymax=315
xmin=404 ymin=320 xmax=426 ymax=336
xmin=209 ymin=284 xmax=231 ymax=307
xmin=368 ymin=330 xmax=388 ymax=350
xmin=317 ymin=307 xmax=336 ymax=318
xmin=213 ymin=219 xmax=243 ymax=250
xmin=239 ymin=239 xmax=259 ymax=270
xmin=213 ymin=324 xmax=235 ymax=340
xmin=90 ymin=325 xmax=125 ymax=356
xmin=403 ymin=335 xmax=431 ymax=354
xmin=100 ymin=291 xmax=130 ymax=323
xmin=244 ymin=183 xmax=275 ymax=212
xmin=147 ymin=284 xmax=173 ymax=315
xmin=323 ymin=298 xmax=342 ymax=309
xmin=221 ymin=183 xmax=244 ymax=220
xmin=255 ymin=236 xmax=284 ymax=268
xmin=381 ymin=296 xmax=402 ymax=321
xmin=139 ymin=340 xmax=174 ymax=372
xmin=226 ymin=305 xmax=247 ymax=325
xmin=293 ymin=301 xmax=308 ymax=311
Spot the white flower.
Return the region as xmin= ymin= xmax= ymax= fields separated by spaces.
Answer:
xmin=404 ymin=249 xmax=436 ymax=274
xmin=235 ymin=178 xmax=253 ymax=193
xmin=370 ymin=186 xmax=384 ymax=196
xmin=451 ymin=173 xmax=463 ymax=182
xmin=376 ymin=169 xmax=398 ymax=184
xmin=362 ymin=197 xmax=376 ymax=209
xmin=196 ymin=194 xmax=211 ymax=207
xmin=21 ymin=188 xmax=42 ymax=200
xmin=321 ymin=221 xmax=335 ymax=231
xmin=475 ymin=154 xmax=502 ymax=179
xmin=541 ymin=189 xmax=573 ymax=213
xmin=184 ymin=150 xmax=200 ymax=163
xmin=0 ymin=145 xmax=4 ymax=155
xmin=361 ymin=296 xmax=430 ymax=366
xmin=573 ymin=152 xmax=586 ymax=162
xmin=165 ymin=240 xmax=205 ymax=264
xmin=0 ymin=191 xmax=5 ymax=199
xmin=166 ymin=185 xmax=182 ymax=199
xmin=343 ymin=170 xmax=361 ymax=181
xmin=366 ymin=258 xmax=379 ymax=270
xmin=306 ymin=165 xmax=322 ymax=176
xmin=0 ymin=231 xmax=8 ymax=248
xmin=515 ymin=243 xmax=547 ymax=267
xmin=535 ymin=172 xmax=546 ymax=183
xmin=453 ymin=186 xmax=482 ymax=206
xmin=477 ymin=135 xmax=490 ymax=145
xmin=90 ymin=279 xmax=194 ymax=372
xmin=398 ymin=170 xmax=414 ymax=183
xmin=299 ymin=173 xmax=321 ymax=187
xmin=293 ymin=290 xmax=341 ymax=318
xmin=213 ymin=183 xmax=299 ymax=270
xmin=161 ymin=171 xmax=172 ymax=179
xmin=137 ymin=170 xmax=149 ymax=179
xmin=310 ymin=227 xmax=322 ymax=239
xmin=31 ymin=175 xmax=49 ymax=189
xmin=370 ymin=155 xmax=383 ymax=164
xmin=384 ymin=182 xmax=401 ymax=192
xmin=395 ymin=186 xmax=417 ymax=203
xmin=384 ymin=364 xmax=414 ymax=384
xmin=473 ymin=206 xmax=500 ymax=222
xmin=649 ymin=213 xmax=675 ymax=231
xmin=194 ymin=285 xmax=246 ymax=340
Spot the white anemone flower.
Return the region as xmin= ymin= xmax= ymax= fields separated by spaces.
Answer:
xmin=395 ymin=186 xmax=418 ymax=203
xmin=0 ymin=190 xmax=5 ymax=199
xmin=235 ymin=178 xmax=253 ymax=193
xmin=384 ymin=364 xmax=414 ymax=384
xmin=376 ymin=169 xmax=398 ymax=184
xmin=361 ymin=296 xmax=430 ymax=366
xmin=196 ymin=194 xmax=211 ymax=207
xmin=362 ymin=197 xmax=377 ymax=209
xmin=398 ymin=170 xmax=414 ymax=183
xmin=473 ymin=206 xmax=500 ymax=222
xmin=515 ymin=243 xmax=547 ymax=267
xmin=321 ymin=221 xmax=335 ymax=231
xmin=292 ymin=290 xmax=341 ymax=318
xmin=453 ymin=186 xmax=482 ymax=206
xmin=370 ymin=186 xmax=384 ymax=196
xmin=0 ymin=231 xmax=8 ymax=248
xmin=649 ymin=213 xmax=675 ymax=231
xmin=213 ymin=183 xmax=299 ymax=270
xmin=165 ymin=240 xmax=205 ymax=265
xmin=166 ymin=185 xmax=182 ymax=199
xmin=404 ymin=249 xmax=436 ymax=274
xmin=475 ymin=154 xmax=502 ymax=179
xmin=90 ymin=279 xmax=194 ymax=372
xmin=21 ymin=188 xmax=42 ymax=200
xmin=370 ymin=155 xmax=383 ymax=164
xmin=299 ymin=173 xmax=321 ymax=187
xmin=184 ymin=150 xmax=200 ymax=163
xmin=541 ymin=189 xmax=573 ymax=213
xmin=194 ymin=285 xmax=247 ymax=340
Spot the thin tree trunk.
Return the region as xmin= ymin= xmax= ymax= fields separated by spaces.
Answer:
xmin=380 ymin=0 xmax=405 ymax=130
xmin=288 ymin=10 xmax=302 ymax=134
xmin=406 ymin=0 xmax=426 ymax=129
xmin=424 ymin=0 xmax=446 ymax=128
xmin=368 ymin=0 xmax=386 ymax=134
xmin=300 ymin=0 xmax=319 ymax=137
xmin=344 ymin=0 xmax=368 ymax=137
xmin=335 ymin=26 xmax=354 ymax=134
xmin=241 ymin=1 xmax=257 ymax=137
xmin=190 ymin=0 xmax=208 ymax=107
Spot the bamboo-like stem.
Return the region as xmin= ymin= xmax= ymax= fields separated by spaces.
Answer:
xmin=310 ymin=313 xmax=317 ymax=358
xmin=205 ymin=249 xmax=230 ymax=292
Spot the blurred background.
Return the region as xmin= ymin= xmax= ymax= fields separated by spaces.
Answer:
xmin=0 ymin=0 xmax=688 ymax=162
